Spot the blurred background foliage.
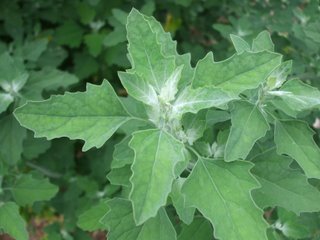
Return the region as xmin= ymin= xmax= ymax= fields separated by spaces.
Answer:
xmin=0 ymin=0 xmax=319 ymax=239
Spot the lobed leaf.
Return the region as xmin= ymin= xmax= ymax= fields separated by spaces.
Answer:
xmin=14 ymin=80 xmax=131 ymax=151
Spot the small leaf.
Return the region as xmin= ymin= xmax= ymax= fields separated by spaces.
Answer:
xmin=225 ymin=101 xmax=269 ymax=161
xmin=252 ymin=149 xmax=320 ymax=214
xmin=111 ymin=136 xmax=134 ymax=169
xmin=103 ymin=198 xmax=177 ymax=240
xmin=171 ymin=178 xmax=195 ymax=224
xmin=0 ymin=202 xmax=28 ymax=240
xmin=77 ymin=201 xmax=109 ymax=231
xmin=230 ymin=34 xmax=250 ymax=54
xmin=173 ymin=86 xmax=236 ymax=118
xmin=182 ymin=158 xmax=268 ymax=240
xmin=54 ymin=21 xmax=84 ymax=48
xmin=177 ymin=218 xmax=212 ymax=240
xmin=272 ymin=79 xmax=320 ymax=111
xmin=0 ymin=92 xmax=14 ymax=113
xmin=14 ymin=81 xmax=131 ymax=151
xmin=252 ymin=30 xmax=274 ymax=52
xmin=11 ymin=174 xmax=58 ymax=206
xmin=192 ymin=51 xmax=282 ymax=95
xmin=0 ymin=52 xmax=29 ymax=93
xmin=275 ymin=120 xmax=320 ymax=179
xmin=107 ymin=165 xmax=131 ymax=187
xmin=0 ymin=115 xmax=27 ymax=165
xmin=266 ymin=60 xmax=292 ymax=90
xmin=129 ymin=129 xmax=185 ymax=225
xmin=159 ymin=65 xmax=183 ymax=102
xmin=21 ymin=38 xmax=48 ymax=62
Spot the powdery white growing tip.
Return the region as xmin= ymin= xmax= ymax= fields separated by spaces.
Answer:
xmin=159 ymin=65 xmax=184 ymax=102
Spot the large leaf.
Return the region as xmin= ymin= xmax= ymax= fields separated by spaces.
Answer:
xmin=0 ymin=115 xmax=27 ymax=165
xmin=0 ymin=202 xmax=28 ymax=240
xmin=182 ymin=158 xmax=268 ymax=240
xmin=77 ymin=201 xmax=109 ymax=231
xmin=103 ymin=198 xmax=176 ymax=240
xmin=11 ymin=174 xmax=58 ymax=206
xmin=225 ymin=101 xmax=269 ymax=161
xmin=126 ymin=9 xmax=175 ymax=92
xmin=14 ymin=80 xmax=131 ymax=151
xmin=129 ymin=129 xmax=185 ymax=225
xmin=192 ymin=51 xmax=282 ymax=95
xmin=252 ymin=149 xmax=320 ymax=214
xmin=275 ymin=120 xmax=320 ymax=179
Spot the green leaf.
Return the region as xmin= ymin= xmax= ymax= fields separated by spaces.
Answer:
xmin=252 ymin=149 xmax=320 ymax=214
xmin=54 ymin=21 xmax=84 ymax=48
xmin=127 ymin=9 xmax=175 ymax=92
xmin=84 ymin=33 xmax=105 ymax=57
xmin=103 ymin=198 xmax=176 ymax=240
xmin=21 ymin=38 xmax=48 ymax=62
xmin=111 ymin=136 xmax=134 ymax=169
xmin=22 ymin=67 xmax=79 ymax=100
xmin=230 ymin=34 xmax=250 ymax=54
xmin=275 ymin=120 xmax=320 ymax=179
xmin=0 ymin=52 xmax=29 ymax=93
xmin=182 ymin=158 xmax=268 ymax=240
xmin=252 ymin=31 xmax=274 ymax=52
xmin=22 ymin=132 xmax=51 ymax=160
xmin=0 ymin=92 xmax=14 ymax=113
xmin=177 ymin=218 xmax=212 ymax=240
xmin=107 ymin=165 xmax=131 ymax=187
xmin=129 ymin=129 xmax=185 ymax=225
xmin=182 ymin=111 xmax=207 ymax=145
xmin=171 ymin=178 xmax=195 ymax=224
xmin=270 ymin=79 xmax=320 ymax=111
xmin=265 ymin=61 xmax=292 ymax=90
xmin=14 ymin=81 xmax=131 ymax=151
xmin=77 ymin=201 xmax=109 ymax=231
xmin=225 ymin=101 xmax=269 ymax=161
xmin=192 ymin=51 xmax=282 ymax=95
xmin=0 ymin=115 xmax=27 ymax=164
xmin=172 ymin=86 xmax=236 ymax=118
xmin=0 ymin=202 xmax=28 ymax=240
xmin=11 ymin=174 xmax=58 ymax=206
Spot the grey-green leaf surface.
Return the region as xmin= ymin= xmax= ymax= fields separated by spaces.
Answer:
xmin=103 ymin=198 xmax=176 ymax=240
xmin=170 ymin=178 xmax=195 ymax=224
xmin=273 ymin=79 xmax=320 ymax=111
xmin=0 ymin=52 xmax=29 ymax=93
xmin=252 ymin=149 xmax=320 ymax=214
xmin=0 ymin=115 xmax=27 ymax=165
xmin=111 ymin=136 xmax=134 ymax=169
xmin=252 ymin=30 xmax=275 ymax=52
xmin=265 ymin=61 xmax=292 ymax=90
xmin=182 ymin=158 xmax=268 ymax=240
xmin=225 ymin=101 xmax=269 ymax=161
xmin=127 ymin=9 xmax=175 ymax=92
xmin=230 ymin=34 xmax=250 ymax=54
xmin=275 ymin=120 xmax=320 ymax=179
xmin=192 ymin=51 xmax=281 ymax=95
xmin=107 ymin=165 xmax=131 ymax=187
xmin=0 ymin=92 xmax=14 ymax=113
xmin=22 ymin=67 xmax=79 ymax=100
xmin=173 ymin=86 xmax=236 ymax=118
xmin=14 ymin=80 xmax=131 ymax=151
xmin=0 ymin=202 xmax=28 ymax=240
xmin=77 ymin=201 xmax=109 ymax=231
xmin=11 ymin=174 xmax=58 ymax=206
xmin=129 ymin=129 xmax=185 ymax=225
